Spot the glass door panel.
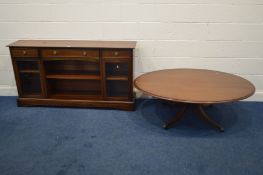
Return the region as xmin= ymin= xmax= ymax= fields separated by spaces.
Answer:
xmin=104 ymin=60 xmax=130 ymax=100
xmin=16 ymin=60 xmax=42 ymax=97
xmin=106 ymin=80 xmax=129 ymax=97
xmin=19 ymin=73 xmax=41 ymax=95
xmin=106 ymin=62 xmax=128 ymax=77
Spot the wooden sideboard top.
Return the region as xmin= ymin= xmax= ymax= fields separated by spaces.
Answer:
xmin=7 ymin=40 xmax=136 ymax=49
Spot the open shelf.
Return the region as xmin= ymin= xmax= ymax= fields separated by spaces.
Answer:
xmin=44 ymin=60 xmax=100 ymax=76
xmin=46 ymin=74 xmax=101 ymax=80
xmin=48 ymin=91 xmax=101 ymax=100
xmin=21 ymin=93 xmax=42 ymax=98
xmin=106 ymin=80 xmax=129 ymax=98
xmin=47 ymin=79 xmax=102 ymax=100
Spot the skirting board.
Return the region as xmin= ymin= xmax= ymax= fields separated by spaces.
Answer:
xmin=0 ymin=86 xmax=18 ymax=96
xmin=0 ymin=85 xmax=263 ymax=101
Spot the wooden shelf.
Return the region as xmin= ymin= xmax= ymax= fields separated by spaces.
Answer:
xmin=19 ymin=70 xmax=39 ymax=73
xmin=106 ymin=76 xmax=128 ymax=81
xmin=49 ymin=91 xmax=101 ymax=100
xmin=46 ymin=74 xmax=101 ymax=80
xmin=106 ymin=96 xmax=129 ymax=101
xmin=21 ymin=93 xmax=42 ymax=98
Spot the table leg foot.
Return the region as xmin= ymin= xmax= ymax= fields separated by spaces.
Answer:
xmin=163 ymin=103 xmax=188 ymax=129
xmin=196 ymin=104 xmax=224 ymax=132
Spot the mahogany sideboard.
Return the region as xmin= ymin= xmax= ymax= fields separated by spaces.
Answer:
xmin=7 ymin=40 xmax=136 ymax=110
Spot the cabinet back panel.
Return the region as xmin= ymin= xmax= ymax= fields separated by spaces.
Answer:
xmin=48 ymin=79 xmax=101 ymax=92
xmin=44 ymin=60 xmax=100 ymax=75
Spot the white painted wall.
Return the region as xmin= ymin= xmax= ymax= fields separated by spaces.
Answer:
xmin=0 ymin=0 xmax=263 ymax=100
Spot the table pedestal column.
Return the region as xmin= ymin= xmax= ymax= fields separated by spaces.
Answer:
xmin=163 ymin=103 xmax=224 ymax=132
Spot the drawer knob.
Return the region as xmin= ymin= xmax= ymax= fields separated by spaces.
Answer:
xmin=114 ymin=51 xmax=119 ymax=56
xmin=116 ymin=65 xmax=119 ymax=69
xmin=22 ymin=50 xmax=27 ymax=55
xmin=53 ymin=50 xmax=57 ymax=55
xmin=83 ymin=51 xmax=87 ymax=56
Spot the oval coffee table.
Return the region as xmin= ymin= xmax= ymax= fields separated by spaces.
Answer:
xmin=134 ymin=69 xmax=255 ymax=132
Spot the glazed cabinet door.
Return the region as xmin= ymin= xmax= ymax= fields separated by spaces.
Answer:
xmin=102 ymin=49 xmax=133 ymax=101
xmin=13 ymin=59 xmax=43 ymax=98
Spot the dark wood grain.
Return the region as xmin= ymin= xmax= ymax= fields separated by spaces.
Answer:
xmin=102 ymin=49 xmax=132 ymax=58
xmin=8 ymin=40 xmax=136 ymax=110
xmin=11 ymin=48 xmax=38 ymax=58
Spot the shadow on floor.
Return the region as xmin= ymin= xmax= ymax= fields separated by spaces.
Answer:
xmin=130 ymin=99 xmax=252 ymax=138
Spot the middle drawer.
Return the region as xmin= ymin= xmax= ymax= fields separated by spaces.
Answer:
xmin=41 ymin=49 xmax=99 ymax=58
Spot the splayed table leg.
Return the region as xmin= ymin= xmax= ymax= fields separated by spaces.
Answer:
xmin=196 ymin=104 xmax=224 ymax=132
xmin=163 ymin=103 xmax=189 ymax=129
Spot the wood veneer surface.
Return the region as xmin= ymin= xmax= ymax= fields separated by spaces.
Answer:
xmin=8 ymin=40 xmax=136 ymax=48
xmin=134 ymin=69 xmax=255 ymax=104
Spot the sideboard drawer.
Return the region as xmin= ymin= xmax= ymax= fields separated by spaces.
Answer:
xmin=42 ymin=49 xmax=99 ymax=58
xmin=102 ymin=49 xmax=132 ymax=58
xmin=11 ymin=48 xmax=38 ymax=58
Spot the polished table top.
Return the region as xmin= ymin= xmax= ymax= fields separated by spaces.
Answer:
xmin=134 ymin=69 xmax=255 ymax=104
